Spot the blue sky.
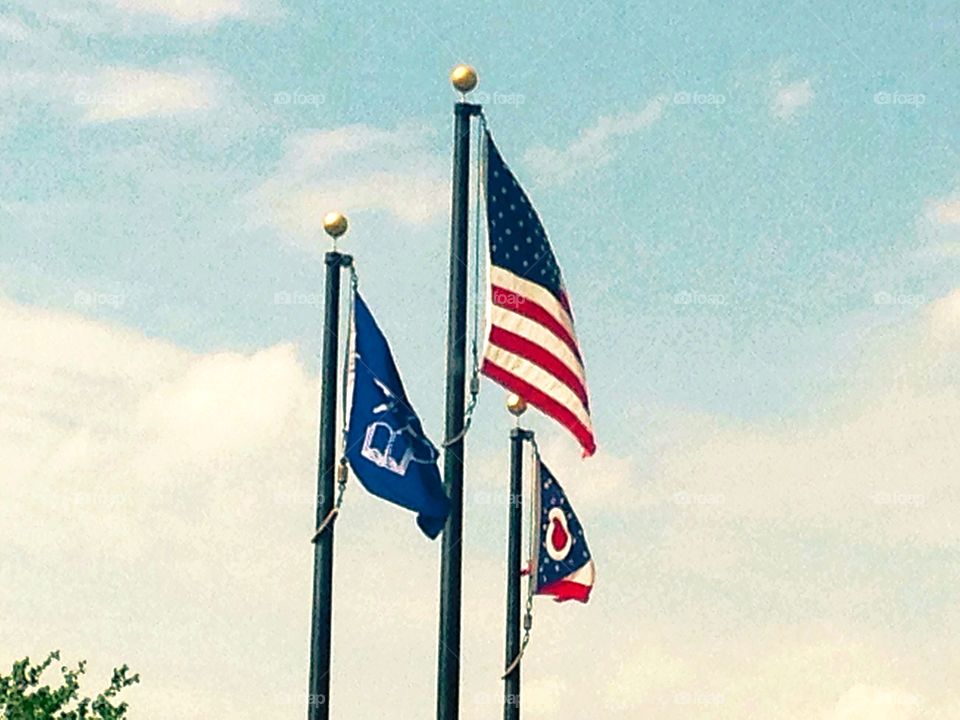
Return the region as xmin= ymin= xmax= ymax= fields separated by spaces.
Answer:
xmin=1 ymin=1 xmax=959 ymax=718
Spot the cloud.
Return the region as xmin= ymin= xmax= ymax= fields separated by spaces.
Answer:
xmin=8 ymin=0 xmax=279 ymax=30
xmin=252 ymin=124 xmax=449 ymax=239
xmin=3 ymin=290 xmax=960 ymax=718
xmin=524 ymin=96 xmax=666 ymax=183
xmin=826 ymin=685 xmax=922 ymax=720
xmin=523 ymin=435 xmax=644 ymax=514
xmin=0 ymin=14 xmax=30 ymax=40
xmin=646 ymin=288 xmax=960 ymax=546
xmin=930 ymin=197 xmax=960 ymax=226
xmin=601 ymin=645 xmax=687 ymax=711
xmin=929 ymin=287 xmax=960 ymax=332
xmin=102 ymin=0 xmax=249 ymax=25
xmin=278 ymin=124 xmax=428 ymax=170
xmin=771 ymin=79 xmax=814 ymax=120
xmin=915 ymin=239 xmax=960 ymax=260
xmin=0 ymin=295 xmax=436 ymax=717
xmin=75 ymin=67 xmax=218 ymax=122
xmin=915 ymin=194 xmax=960 ymax=261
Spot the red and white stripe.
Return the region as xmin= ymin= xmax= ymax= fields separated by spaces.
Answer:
xmin=538 ymin=560 xmax=595 ymax=603
xmin=521 ymin=558 xmax=595 ymax=603
xmin=482 ymin=266 xmax=596 ymax=456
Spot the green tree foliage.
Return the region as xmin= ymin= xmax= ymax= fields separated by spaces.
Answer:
xmin=0 ymin=651 xmax=138 ymax=720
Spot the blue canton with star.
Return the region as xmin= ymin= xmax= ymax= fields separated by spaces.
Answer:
xmin=486 ymin=131 xmax=565 ymax=298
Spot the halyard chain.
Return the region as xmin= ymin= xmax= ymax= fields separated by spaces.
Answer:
xmin=312 ymin=262 xmax=358 ymax=542
xmin=443 ymin=112 xmax=487 ymax=448
xmin=502 ymin=431 xmax=538 ymax=678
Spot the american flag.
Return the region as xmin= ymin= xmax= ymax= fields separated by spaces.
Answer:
xmin=481 ymin=130 xmax=596 ymax=456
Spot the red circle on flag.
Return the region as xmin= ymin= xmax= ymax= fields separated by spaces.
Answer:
xmin=546 ymin=508 xmax=572 ymax=561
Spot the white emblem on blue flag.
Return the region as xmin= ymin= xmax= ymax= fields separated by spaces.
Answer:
xmin=361 ymin=378 xmax=439 ymax=476
xmin=361 ymin=422 xmax=438 ymax=476
xmin=346 ymin=292 xmax=451 ymax=538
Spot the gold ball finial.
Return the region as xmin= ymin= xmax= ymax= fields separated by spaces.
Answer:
xmin=506 ymin=394 xmax=527 ymax=417
xmin=322 ymin=211 xmax=348 ymax=239
xmin=450 ymin=64 xmax=478 ymax=94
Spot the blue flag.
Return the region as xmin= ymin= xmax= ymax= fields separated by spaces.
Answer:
xmin=345 ymin=292 xmax=450 ymax=538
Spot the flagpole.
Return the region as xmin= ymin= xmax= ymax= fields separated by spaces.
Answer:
xmin=504 ymin=395 xmax=530 ymax=720
xmin=437 ymin=64 xmax=481 ymax=720
xmin=308 ymin=211 xmax=351 ymax=720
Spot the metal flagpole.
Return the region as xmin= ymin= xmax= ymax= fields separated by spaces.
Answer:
xmin=504 ymin=395 xmax=530 ymax=720
xmin=308 ymin=211 xmax=351 ymax=720
xmin=437 ymin=64 xmax=482 ymax=720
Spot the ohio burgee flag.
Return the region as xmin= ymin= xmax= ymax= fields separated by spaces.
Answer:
xmin=346 ymin=293 xmax=451 ymax=538
xmin=531 ymin=459 xmax=595 ymax=603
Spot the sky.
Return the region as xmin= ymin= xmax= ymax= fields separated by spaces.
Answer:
xmin=1 ymin=0 xmax=959 ymax=718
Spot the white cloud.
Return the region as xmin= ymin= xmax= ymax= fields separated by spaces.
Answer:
xmin=524 ymin=96 xmax=666 ymax=183
xmin=279 ymin=125 xmax=430 ymax=171
xmin=826 ymin=685 xmax=922 ymax=720
xmin=521 ymin=676 xmax=570 ymax=716
xmin=522 ymin=434 xmax=644 ymax=514
xmin=0 ymin=14 xmax=30 ymax=40
xmin=601 ymin=646 xmax=687 ymax=711
xmin=103 ymin=0 xmax=248 ymax=25
xmin=929 ymin=287 xmax=960 ymax=334
xmin=919 ymin=241 xmax=960 ymax=260
xmin=929 ymin=197 xmax=960 ymax=226
xmin=771 ymin=79 xmax=814 ymax=120
xmin=253 ymin=124 xmax=449 ymax=239
xmin=915 ymin=194 xmax=960 ymax=261
xmin=3 ymin=290 xmax=960 ymax=719
xmin=646 ymin=288 xmax=960 ymax=546
xmin=0 ymin=296 xmax=441 ymax=717
xmin=9 ymin=0 xmax=278 ymax=30
xmin=76 ymin=67 xmax=217 ymax=122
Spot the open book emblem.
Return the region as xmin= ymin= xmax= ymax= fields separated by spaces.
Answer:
xmin=360 ymin=379 xmax=438 ymax=476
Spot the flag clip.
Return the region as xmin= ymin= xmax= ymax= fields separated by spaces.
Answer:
xmin=311 ymin=460 xmax=349 ymax=543
xmin=311 ymin=508 xmax=339 ymax=542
